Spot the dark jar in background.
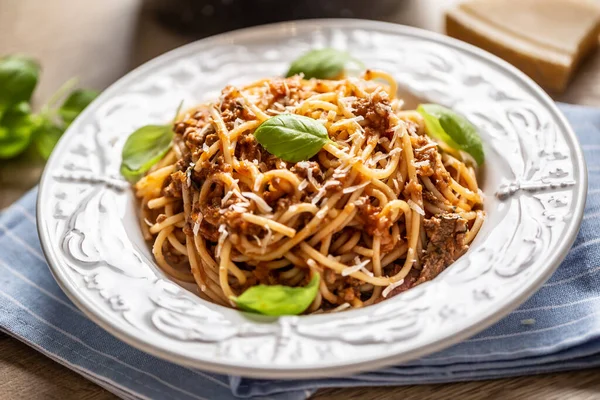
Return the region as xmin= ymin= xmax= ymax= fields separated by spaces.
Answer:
xmin=148 ymin=0 xmax=405 ymax=36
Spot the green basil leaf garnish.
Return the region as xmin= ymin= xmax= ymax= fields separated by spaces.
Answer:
xmin=120 ymin=124 xmax=173 ymax=182
xmin=232 ymin=274 xmax=320 ymax=316
xmin=58 ymin=88 xmax=99 ymax=127
xmin=417 ymin=104 xmax=485 ymax=165
xmin=286 ymin=48 xmax=361 ymax=80
xmin=254 ymin=114 xmax=329 ymax=163
xmin=0 ymin=102 xmax=37 ymax=159
xmin=0 ymin=55 xmax=40 ymax=117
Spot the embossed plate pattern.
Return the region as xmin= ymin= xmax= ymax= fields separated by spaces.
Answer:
xmin=37 ymin=20 xmax=587 ymax=378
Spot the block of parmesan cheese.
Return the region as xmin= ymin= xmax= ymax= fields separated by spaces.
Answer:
xmin=446 ymin=0 xmax=600 ymax=93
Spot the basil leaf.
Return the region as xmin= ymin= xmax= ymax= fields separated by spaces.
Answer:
xmin=0 ymin=102 xmax=36 ymax=159
xmin=0 ymin=55 xmax=40 ymax=116
xmin=286 ymin=48 xmax=356 ymax=79
xmin=254 ymin=114 xmax=329 ymax=163
xmin=233 ymin=274 xmax=320 ymax=316
xmin=120 ymin=124 xmax=173 ymax=182
xmin=0 ymin=126 xmax=27 ymax=159
xmin=58 ymin=88 xmax=99 ymax=127
xmin=417 ymin=104 xmax=485 ymax=165
xmin=33 ymin=122 xmax=64 ymax=160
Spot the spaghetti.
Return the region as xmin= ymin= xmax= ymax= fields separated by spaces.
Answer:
xmin=134 ymin=71 xmax=485 ymax=312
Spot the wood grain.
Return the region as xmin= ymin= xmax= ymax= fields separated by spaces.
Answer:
xmin=1 ymin=0 xmax=600 ymax=399
xmin=2 ymin=329 xmax=600 ymax=400
xmin=0 ymin=333 xmax=114 ymax=400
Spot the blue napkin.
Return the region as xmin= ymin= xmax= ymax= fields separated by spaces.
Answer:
xmin=0 ymin=103 xmax=599 ymax=400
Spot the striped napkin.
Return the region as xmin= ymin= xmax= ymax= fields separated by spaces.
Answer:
xmin=0 ymin=103 xmax=598 ymax=400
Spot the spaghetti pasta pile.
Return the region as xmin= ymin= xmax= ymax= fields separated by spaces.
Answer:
xmin=134 ymin=71 xmax=485 ymax=313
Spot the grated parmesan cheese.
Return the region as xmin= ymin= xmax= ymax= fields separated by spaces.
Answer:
xmin=378 ymin=136 xmax=390 ymax=145
xmin=339 ymin=96 xmax=357 ymax=113
xmin=186 ymin=167 xmax=193 ymax=188
xmin=343 ymin=135 xmax=355 ymax=144
xmin=389 ymin=124 xmax=405 ymax=148
xmin=232 ymin=190 xmax=249 ymax=203
xmin=346 ymin=115 xmax=364 ymax=123
xmin=342 ymin=265 xmax=362 ymax=276
xmin=332 ymin=162 xmax=352 ymax=179
xmin=370 ymin=152 xmax=385 ymax=164
xmin=368 ymin=148 xmax=401 ymax=167
xmin=417 ymin=142 xmax=437 ymax=152
xmin=311 ymin=181 xmax=339 ymax=205
xmin=283 ymin=80 xmax=290 ymax=97
xmin=302 ymin=162 xmax=320 ymax=189
xmin=316 ymin=205 xmax=329 ymax=219
xmin=230 ymin=203 xmax=249 ymax=213
xmin=353 ymin=196 xmax=368 ymax=207
xmin=330 ymin=303 xmax=351 ymax=313
xmin=412 ymin=160 xmax=430 ymax=168
xmin=389 ymin=148 xmax=402 ymax=156
xmin=241 ymin=192 xmax=273 ymax=213
xmin=382 ymin=279 xmax=405 ymax=298
xmin=261 ymin=224 xmax=272 ymax=254
xmin=253 ymin=174 xmax=263 ymax=192
xmin=234 ymin=118 xmax=244 ymax=128
xmin=216 ymin=224 xmax=228 ymax=258
xmin=342 ymin=258 xmax=370 ymax=276
xmin=221 ymin=189 xmax=235 ymax=206
xmin=298 ymin=179 xmax=308 ymax=191
xmin=342 ymin=180 xmax=369 ymax=194
xmin=408 ymin=199 xmax=425 ymax=216
xmin=196 ymin=122 xmax=212 ymax=139
xmin=311 ymin=191 xmax=325 ymax=205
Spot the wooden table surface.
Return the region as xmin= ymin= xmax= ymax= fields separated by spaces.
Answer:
xmin=2 ymin=0 xmax=600 ymax=399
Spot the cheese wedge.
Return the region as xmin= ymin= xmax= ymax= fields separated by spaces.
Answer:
xmin=446 ymin=0 xmax=600 ymax=93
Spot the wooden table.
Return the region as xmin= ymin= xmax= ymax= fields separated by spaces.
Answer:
xmin=2 ymin=0 xmax=600 ymax=398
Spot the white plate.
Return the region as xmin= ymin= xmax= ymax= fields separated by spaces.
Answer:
xmin=37 ymin=19 xmax=587 ymax=378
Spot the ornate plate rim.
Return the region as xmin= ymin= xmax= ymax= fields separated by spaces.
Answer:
xmin=37 ymin=18 xmax=587 ymax=378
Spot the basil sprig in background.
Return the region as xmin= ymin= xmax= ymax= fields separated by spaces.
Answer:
xmin=0 ymin=55 xmax=98 ymax=160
